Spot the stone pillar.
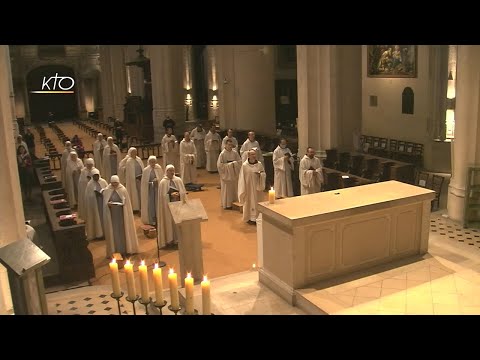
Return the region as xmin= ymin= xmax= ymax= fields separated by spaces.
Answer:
xmin=447 ymin=45 xmax=480 ymax=222
xmin=297 ymin=45 xmax=362 ymax=155
xmin=149 ymin=45 xmax=185 ymax=142
xmin=183 ymin=45 xmax=195 ymax=122
xmin=0 ymin=45 xmax=27 ymax=314
xmin=207 ymin=46 xmax=219 ymax=121
xmin=125 ymin=45 xmax=144 ymax=98
xmin=109 ymin=46 xmax=128 ymax=121
xmin=216 ymin=45 xmax=275 ymax=134
xmin=99 ymin=46 xmax=115 ymax=120
xmin=76 ymin=76 xmax=88 ymax=119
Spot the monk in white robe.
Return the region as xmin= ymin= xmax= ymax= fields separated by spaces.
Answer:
xmin=273 ymin=138 xmax=294 ymax=198
xmin=61 ymin=141 xmax=76 ymax=187
xmin=93 ymin=133 xmax=107 ymax=176
xmin=190 ymin=123 xmax=206 ymax=168
xmin=102 ymin=137 xmax=121 ymax=182
xmin=16 ymin=135 xmax=29 ymax=155
xmin=205 ymin=125 xmax=221 ymax=172
xmin=217 ymin=139 xmax=242 ymax=209
xmin=221 ymin=129 xmax=239 ymax=152
xmin=77 ymin=158 xmax=96 ymax=220
xmin=103 ymin=175 xmax=139 ymax=258
xmin=65 ymin=151 xmax=84 ymax=207
xmin=85 ymin=169 xmax=108 ymax=240
xmin=141 ymin=156 xmax=164 ymax=226
xmin=299 ymin=147 xmax=324 ymax=195
xmin=161 ymin=127 xmax=179 ymax=171
xmin=157 ymin=165 xmax=187 ymax=249
xmin=179 ymin=131 xmax=197 ymax=184
xmin=240 ymin=131 xmax=264 ymax=164
xmin=238 ymin=149 xmax=266 ymax=225
xmin=118 ymin=147 xmax=144 ymax=212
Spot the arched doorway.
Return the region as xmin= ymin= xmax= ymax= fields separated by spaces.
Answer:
xmin=27 ymin=65 xmax=78 ymax=123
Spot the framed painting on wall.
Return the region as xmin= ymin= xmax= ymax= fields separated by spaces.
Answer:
xmin=367 ymin=45 xmax=417 ymax=78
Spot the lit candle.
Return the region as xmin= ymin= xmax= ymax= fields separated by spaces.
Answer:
xmin=139 ymin=260 xmax=149 ymax=303
xmin=124 ymin=259 xmax=136 ymax=300
xmin=109 ymin=258 xmax=121 ymax=297
xmin=201 ymin=275 xmax=211 ymax=315
xmin=168 ymin=268 xmax=180 ymax=310
xmin=185 ymin=272 xmax=194 ymax=314
xmin=153 ymin=263 xmax=164 ymax=305
xmin=268 ymin=187 xmax=275 ymax=204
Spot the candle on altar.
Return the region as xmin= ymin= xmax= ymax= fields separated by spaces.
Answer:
xmin=153 ymin=262 xmax=164 ymax=305
xmin=268 ymin=187 xmax=275 ymax=204
xmin=124 ymin=259 xmax=136 ymax=300
xmin=168 ymin=268 xmax=180 ymax=310
xmin=109 ymin=258 xmax=121 ymax=297
xmin=139 ymin=260 xmax=149 ymax=302
xmin=185 ymin=272 xmax=194 ymax=314
xmin=201 ymin=275 xmax=211 ymax=315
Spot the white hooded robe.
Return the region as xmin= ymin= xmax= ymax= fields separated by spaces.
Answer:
xmin=217 ymin=148 xmax=242 ymax=208
xmin=238 ymin=160 xmax=266 ymax=222
xmin=179 ymin=139 xmax=197 ymax=184
xmin=205 ymin=130 xmax=221 ymax=172
xmin=299 ymin=155 xmax=324 ymax=195
xmin=273 ymin=145 xmax=294 ymax=198
xmin=85 ymin=173 xmax=108 ymax=240
xmin=140 ymin=163 xmax=164 ymax=225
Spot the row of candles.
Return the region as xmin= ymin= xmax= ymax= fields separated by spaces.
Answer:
xmin=109 ymin=259 xmax=211 ymax=315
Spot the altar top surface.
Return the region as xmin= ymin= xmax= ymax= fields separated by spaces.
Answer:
xmin=258 ymin=181 xmax=435 ymax=225
xmin=168 ymin=198 xmax=208 ymax=225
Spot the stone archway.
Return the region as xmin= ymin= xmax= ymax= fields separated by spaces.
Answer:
xmin=26 ymin=64 xmax=78 ymax=122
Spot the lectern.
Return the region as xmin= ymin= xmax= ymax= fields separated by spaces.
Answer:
xmin=0 ymin=239 xmax=51 ymax=315
xmin=168 ymin=198 xmax=208 ymax=286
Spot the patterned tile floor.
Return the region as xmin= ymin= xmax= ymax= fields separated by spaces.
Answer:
xmin=296 ymin=210 xmax=480 ymax=315
xmin=46 ymin=210 xmax=480 ymax=315
xmin=46 ymin=271 xmax=306 ymax=315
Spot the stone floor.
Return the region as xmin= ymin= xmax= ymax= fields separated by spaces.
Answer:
xmin=295 ymin=210 xmax=480 ymax=315
xmin=46 ymin=270 xmax=305 ymax=315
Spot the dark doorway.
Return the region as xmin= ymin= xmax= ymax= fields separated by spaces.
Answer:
xmin=275 ymin=79 xmax=298 ymax=136
xmin=27 ymin=65 xmax=78 ymax=123
xmin=191 ymin=45 xmax=209 ymax=120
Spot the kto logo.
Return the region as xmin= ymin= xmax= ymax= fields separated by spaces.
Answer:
xmin=30 ymin=73 xmax=75 ymax=94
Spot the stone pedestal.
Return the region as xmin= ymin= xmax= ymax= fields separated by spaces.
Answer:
xmin=168 ymin=198 xmax=208 ymax=286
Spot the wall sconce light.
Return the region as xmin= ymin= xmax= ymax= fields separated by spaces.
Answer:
xmin=211 ymin=95 xmax=218 ymax=108
xmin=185 ymin=93 xmax=192 ymax=107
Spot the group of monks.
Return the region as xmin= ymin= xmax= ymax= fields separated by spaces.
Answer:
xmin=58 ymin=124 xmax=326 ymax=259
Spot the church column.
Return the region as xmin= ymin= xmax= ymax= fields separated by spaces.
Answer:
xmin=184 ymin=45 xmax=195 ymax=123
xmin=76 ymin=75 xmax=88 ymax=119
xmin=216 ymin=45 xmax=275 ymax=134
xmin=149 ymin=45 xmax=185 ymax=142
xmin=99 ymin=46 xmax=115 ymax=120
xmin=207 ymin=46 xmax=219 ymax=122
xmin=125 ymin=45 xmax=144 ymax=98
xmin=447 ymin=45 xmax=480 ymax=222
xmin=297 ymin=45 xmax=362 ymax=155
xmin=0 ymin=45 xmax=27 ymax=314
xmin=109 ymin=46 xmax=128 ymax=122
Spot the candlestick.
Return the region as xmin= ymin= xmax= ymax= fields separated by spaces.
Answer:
xmin=153 ymin=299 xmax=167 ymax=315
xmin=168 ymin=268 xmax=180 ymax=310
xmin=110 ymin=291 xmax=124 ymax=315
xmin=168 ymin=304 xmax=182 ymax=315
xmin=138 ymin=296 xmax=152 ymax=315
xmin=268 ymin=187 xmax=275 ymax=204
xmin=109 ymin=258 xmax=122 ymax=297
xmin=139 ymin=260 xmax=149 ymax=303
xmin=185 ymin=272 xmax=194 ymax=315
xmin=124 ymin=259 xmax=137 ymax=301
xmin=153 ymin=262 xmax=164 ymax=305
xmin=201 ymin=275 xmax=211 ymax=315
xmin=126 ymin=295 xmax=139 ymax=315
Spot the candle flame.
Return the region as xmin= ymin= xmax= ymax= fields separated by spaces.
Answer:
xmin=141 ymin=259 xmax=145 ymax=266
xmin=125 ymin=259 xmax=131 ymax=266
xmin=154 ymin=262 xmax=159 ymax=269
xmin=203 ymin=275 xmax=208 ymax=282
xmin=111 ymin=258 xmax=116 ymax=264
xmin=187 ymin=272 xmax=192 ymax=279
xmin=252 ymin=263 xmax=256 ymax=269
xmin=270 ymin=186 xmax=273 ymax=191
xmin=169 ymin=268 xmax=174 ymax=274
